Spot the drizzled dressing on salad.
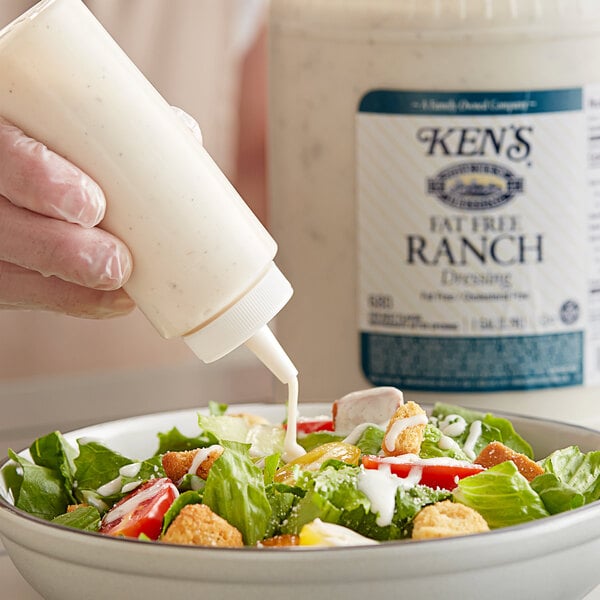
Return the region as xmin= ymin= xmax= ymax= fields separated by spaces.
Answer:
xmin=282 ymin=375 xmax=306 ymax=462
xmin=433 ymin=414 xmax=483 ymax=461
xmin=384 ymin=414 xmax=429 ymax=453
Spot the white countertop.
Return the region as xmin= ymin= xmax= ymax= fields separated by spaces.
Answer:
xmin=1 ymin=547 xmax=43 ymax=600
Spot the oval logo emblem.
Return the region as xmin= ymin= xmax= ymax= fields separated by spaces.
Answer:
xmin=427 ymin=162 xmax=524 ymax=210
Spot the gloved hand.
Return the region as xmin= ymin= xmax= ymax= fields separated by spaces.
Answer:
xmin=0 ymin=117 xmax=135 ymax=318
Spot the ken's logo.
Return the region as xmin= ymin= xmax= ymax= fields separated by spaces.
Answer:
xmin=427 ymin=162 xmax=524 ymax=211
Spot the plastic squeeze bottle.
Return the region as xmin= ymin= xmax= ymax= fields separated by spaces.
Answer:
xmin=0 ymin=0 xmax=304 ymax=459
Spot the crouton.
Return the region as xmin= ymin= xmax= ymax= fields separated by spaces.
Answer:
xmin=411 ymin=500 xmax=489 ymax=540
xmin=161 ymin=444 xmax=223 ymax=482
xmin=333 ymin=387 xmax=404 ymax=435
xmin=259 ymin=534 xmax=300 ymax=547
xmin=382 ymin=401 xmax=428 ymax=456
xmin=475 ymin=441 xmax=544 ymax=482
xmin=161 ymin=504 xmax=243 ymax=547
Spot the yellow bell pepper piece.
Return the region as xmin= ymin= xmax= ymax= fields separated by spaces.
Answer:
xmin=274 ymin=442 xmax=361 ymax=485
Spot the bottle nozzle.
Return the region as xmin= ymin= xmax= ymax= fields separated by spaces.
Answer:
xmin=244 ymin=325 xmax=297 ymax=384
xmin=182 ymin=263 xmax=293 ymax=364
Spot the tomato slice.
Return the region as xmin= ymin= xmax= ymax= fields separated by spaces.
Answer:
xmin=362 ymin=456 xmax=484 ymax=490
xmin=297 ymin=418 xmax=335 ymax=434
xmin=286 ymin=417 xmax=335 ymax=434
xmin=99 ymin=477 xmax=178 ymax=539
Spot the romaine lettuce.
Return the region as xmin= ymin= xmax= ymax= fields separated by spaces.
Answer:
xmin=264 ymin=483 xmax=301 ymax=538
xmin=432 ymin=403 xmax=533 ymax=458
xmin=202 ymin=441 xmax=272 ymax=545
xmin=453 ymin=461 xmax=549 ymax=528
xmin=197 ymin=414 xmax=249 ymax=444
xmin=537 ymin=446 xmax=600 ymax=504
xmin=354 ymin=426 xmax=385 ymax=456
xmin=420 ymin=424 xmax=469 ymax=461
xmin=280 ymin=464 xmax=449 ymax=541
xmin=198 ymin=414 xmax=285 ymax=457
xmin=530 ymin=473 xmax=585 ymax=515
xmin=298 ymin=432 xmax=343 ymax=452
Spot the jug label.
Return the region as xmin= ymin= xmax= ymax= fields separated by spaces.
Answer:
xmin=357 ymin=87 xmax=600 ymax=391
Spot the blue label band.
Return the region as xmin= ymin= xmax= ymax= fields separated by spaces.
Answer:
xmin=361 ymin=332 xmax=584 ymax=392
xmin=359 ymin=89 xmax=583 ymax=116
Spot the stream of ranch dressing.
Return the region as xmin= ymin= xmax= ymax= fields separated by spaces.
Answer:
xmin=282 ymin=375 xmax=306 ymax=462
xmin=244 ymin=326 xmax=305 ymax=462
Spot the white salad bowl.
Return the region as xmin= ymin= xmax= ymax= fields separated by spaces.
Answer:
xmin=1 ymin=402 xmax=600 ymax=600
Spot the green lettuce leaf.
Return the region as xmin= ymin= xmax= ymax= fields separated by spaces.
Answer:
xmin=537 ymin=446 xmax=600 ymax=504
xmin=2 ymin=461 xmax=22 ymax=503
xmin=432 ymin=403 xmax=533 ymax=458
xmin=51 ymin=505 xmax=101 ymax=531
xmin=309 ymin=465 xmax=369 ymax=513
xmin=161 ymin=490 xmax=203 ymax=535
xmin=74 ymin=440 xmax=163 ymax=506
xmin=281 ymin=464 xmax=448 ymax=541
xmin=246 ymin=424 xmax=285 ymax=457
xmin=335 ymin=483 xmax=449 ymax=541
xmin=530 ymin=473 xmax=585 ymax=515
xmin=197 ymin=414 xmax=249 ymax=443
xmin=262 ymin=453 xmax=281 ymax=486
xmin=7 ymin=450 xmax=70 ymax=520
xmin=29 ymin=431 xmax=77 ymax=503
xmin=155 ymin=427 xmax=218 ymax=454
xmin=281 ymin=489 xmax=342 ymax=535
xmin=202 ymin=441 xmax=272 ymax=545
xmin=208 ymin=401 xmax=228 ymax=416
xmin=197 ymin=414 xmax=286 ymax=457
xmin=483 ymin=413 xmax=533 ymax=457
xmin=354 ymin=426 xmax=385 ymax=456
xmin=453 ymin=461 xmax=549 ymax=528
xmin=74 ymin=441 xmax=132 ymax=492
xmin=298 ymin=432 xmax=344 ymax=452
xmin=420 ymin=424 xmax=469 ymax=460
xmin=265 ymin=483 xmax=302 ymax=538
xmin=393 ymin=485 xmax=451 ymax=537
xmin=176 ymin=474 xmax=205 ymax=492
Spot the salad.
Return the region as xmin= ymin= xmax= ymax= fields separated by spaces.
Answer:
xmin=2 ymin=387 xmax=600 ymax=548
